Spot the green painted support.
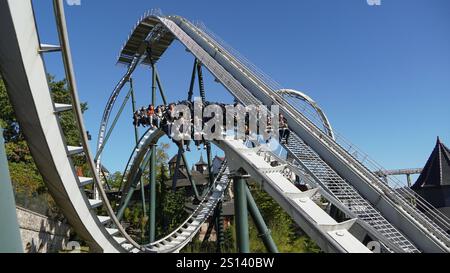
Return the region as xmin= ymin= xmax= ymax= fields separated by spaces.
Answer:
xmin=116 ymin=150 xmax=152 ymax=221
xmin=233 ymin=174 xmax=250 ymax=253
xmin=149 ymin=62 xmax=157 ymax=243
xmin=201 ymin=207 xmax=219 ymax=249
xmin=245 ymin=186 xmax=278 ymax=253
xmin=196 ymin=61 xmax=207 ymax=102
xmin=181 ymin=152 xmax=201 ymax=200
xmin=205 ymin=144 xmax=214 ymax=186
xmin=196 ymin=62 xmax=214 ymax=187
xmin=149 ymin=144 xmax=156 ymax=242
xmin=215 ymin=201 xmax=225 ymax=253
xmin=130 ymin=81 xmax=147 ymax=218
xmin=187 ymin=59 xmax=198 ymax=102
xmin=139 ymin=175 xmax=147 ymax=214
xmin=0 ymin=128 xmax=23 ymax=253
xmin=155 ymin=70 xmax=167 ymax=105
xmin=130 ymin=79 xmax=139 ymax=145
xmin=101 ymin=168 xmax=112 ymax=191
xmin=95 ymin=86 xmax=133 ymax=161
xmin=130 ymin=79 xmax=146 ymax=216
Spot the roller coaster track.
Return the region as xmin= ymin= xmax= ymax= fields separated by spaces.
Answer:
xmin=0 ymin=0 xmax=449 ymax=253
xmin=164 ymin=16 xmax=450 ymax=252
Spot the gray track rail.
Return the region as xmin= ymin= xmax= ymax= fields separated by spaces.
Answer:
xmin=161 ymin=15 xmax=450 ymax=252
xmin=2 ymin=1 xmax=448 ymax=253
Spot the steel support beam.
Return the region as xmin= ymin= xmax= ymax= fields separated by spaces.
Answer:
xmin=130 ymin=79 xmax=147 ymax=216
xmin=94 ymin=85 xmax=133 ymax=162
xmin=0 ymin=128 xmax=23 ymax=253
xmin=215 ymin=201 xmax=225 ymax=253
xmin=196 ymin=62 xmax=215 ymax=187
xmin=130 ymin=79 xmax=139 ymax=145
xmin=233 ymin=174 xmax=250 ymax=253
xmin=149 ymin=62 xmax=158 ymax=243
xmin=187 ymin=59 xmax=198 ymax=102
xmin=245 ymin=186 xmax=278 ymax=253
xmin=148 ymin=144 xmax=157 ymax=243
xmin=181 ymin=152 xmax=201 ymax=200
xmin=201 ymin=207 xmax=220 ymax=249
xmin=116 ymin=150 xmax=153 ymax=221
xmin=155 ymin=68 xmax=167 ymax=105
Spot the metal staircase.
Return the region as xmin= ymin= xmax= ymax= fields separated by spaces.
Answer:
xmin=285 ymin=134 xmax=419 ymax=252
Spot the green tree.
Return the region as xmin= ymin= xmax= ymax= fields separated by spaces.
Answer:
xmin=109 ymin=171 xmax=123 ymax=190
xmin=248 ymin=185 xmax=321 ymax=253
xmin=156 ymin=163 xmax=188 ymax=237
xmin=0 ymin=75 xmax=88 ymax=215
xmin=0 ymin=77 xmax=20 ymax=141
xmin=48 ymin=75 xmax=88 ymax=146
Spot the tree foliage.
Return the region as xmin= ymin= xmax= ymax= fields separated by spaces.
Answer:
xmin=0 ymin=75 xmax=88 ymax=215
xmin=248 ymin=184 xmax=321 ymax=253
xmin=157 ymin=163 xmax=188 ymax=235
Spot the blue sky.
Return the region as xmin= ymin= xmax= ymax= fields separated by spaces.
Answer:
xmin=32 ymin=0 xmax=450 ymax=184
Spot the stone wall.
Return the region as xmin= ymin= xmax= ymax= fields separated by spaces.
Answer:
xmin=16 ymin=206 xmax=71 ymax=253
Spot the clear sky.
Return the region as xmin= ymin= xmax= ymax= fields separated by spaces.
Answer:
xmin=32 ymin=0 xmax=450 ymax=184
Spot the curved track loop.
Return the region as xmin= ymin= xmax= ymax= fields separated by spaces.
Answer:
xmin=276 ymin=89 xmax=334 ymax=139
xmin=115 ymin=128 xmax=231 ymax=253
xmin=145 ymin=163 xmax=230 ymax=253
xmin=0 ymin=0 xmax=143 ymax=253
xmin=119 ymin=128 xmax=164 ymax=194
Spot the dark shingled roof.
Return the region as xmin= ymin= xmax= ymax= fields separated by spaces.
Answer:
xmin=412 ymin=137 xmax=450 ymax=189
xmin=164 ymin=170 xmax=209 ymax=188
xmin=168 ymin=155 xmax=185 ymax=166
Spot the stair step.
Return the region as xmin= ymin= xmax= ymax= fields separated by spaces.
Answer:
xmin=106 ymin=228 xmax=119 ymax=236
xmin=89 ymin=199 xmax=103 ymax=209
xmin=39 ymin=43 xmax=61 ymax=53
xmin=122 ymin=243 xmax=133 ymax=249
xmin=67 ymin=146 xmax=84 ymax=156
xmin=79 ymin=177 xmax=94 ymax=187
xmin=114 ymin=237 xmax=126 ymax=245
xmin=54 ymin=103 xmax=72 ymax=113
xmin=98 ymin=216 xmax=111 ymax=225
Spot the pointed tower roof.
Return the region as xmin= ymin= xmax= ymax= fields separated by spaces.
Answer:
xmin=412 ymin=137 xmax=450 ymax=189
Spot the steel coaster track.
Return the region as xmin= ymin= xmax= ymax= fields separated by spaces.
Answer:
xmin=161 ymin=16 xmax=450 ymax=252
xmin=191 ymin=16 xmax=450 ymax=238
xmin=0 ymin=1 xmax=368 ymax=252
xmin=1 ymin=0 xmax=137 ymax=252
xmin=1 ymin=0 xmax=448 ymax=253
xmin=115 ymin=127 xmax=232 ymax=253
xmin=159 ymin=16 xmax=417 ymax=252
xmin=0 ymin=0 xmax=209 ymax=254
xmin=150 ymin=17 xmax=372 ymax=252
xmin=144 ymin=163 xmax=230 ymax=253
xmin=0 ymin=1 xmax=273 ymax=253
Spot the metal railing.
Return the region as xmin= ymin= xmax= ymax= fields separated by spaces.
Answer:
xmin=52 ymin=0 xmax=144 ymax=251
xmin=183 ymin=18 xmax=450 ymax=247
